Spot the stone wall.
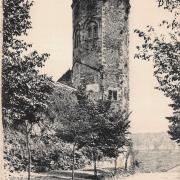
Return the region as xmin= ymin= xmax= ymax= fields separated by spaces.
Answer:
xmin=71 ymin=0 xmax=130 ymax=112
xmin=72 ymin=0 xmax=103 ymax=91
xmin=102 ymin=0 xmax=130 ymax=112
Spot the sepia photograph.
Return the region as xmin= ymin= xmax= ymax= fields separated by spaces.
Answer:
xmin=0 ymin=0 xmax=180 ymax=179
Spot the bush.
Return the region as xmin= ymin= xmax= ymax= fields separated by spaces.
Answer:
xmin=4 ymin=130 xmax=87 ymax=173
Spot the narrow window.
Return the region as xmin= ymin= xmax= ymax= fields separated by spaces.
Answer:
xmin=74 ymin=33 xmax=78 ymax=48
xmin=74 ymin=31 xmax=80 ymax=48
xmin=113 ymin=91 xmax=117 ymax=100
xmin=78 ymin=34 xmax=80 ymax=46
xmin=100 ymin=72 xmax=104 ymax=80
xmin=93 ymin=26 xmax=98 ymax=38
xmin=108 ymin=90 xmax=112 ymax=100
xmin=87 ymin=21 xmax=98 ymax=39
xmin=88 ymin=27 xmax=92 ymax=38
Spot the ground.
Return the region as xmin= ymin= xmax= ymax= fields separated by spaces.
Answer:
xmin=5 ymin=149 xmax=180 ymax=179
xmin=5 ymin=166 xmax=180 ymax=180
xmin=120 ymin=172 xmax=180 ymax=180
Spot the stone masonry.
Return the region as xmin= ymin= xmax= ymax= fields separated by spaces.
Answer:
xmin=70 ymin=0 xmax=130 ymax=112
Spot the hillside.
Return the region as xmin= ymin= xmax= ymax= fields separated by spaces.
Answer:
xmin=131 ymin=132 xmax=180 ymax=173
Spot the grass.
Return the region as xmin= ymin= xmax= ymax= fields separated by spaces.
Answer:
xmin=135 ymin=150 xmax=180 ymax=173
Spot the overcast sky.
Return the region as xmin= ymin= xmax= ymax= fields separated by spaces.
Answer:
xmin=27 ymin=0 xmax=173 ymax=133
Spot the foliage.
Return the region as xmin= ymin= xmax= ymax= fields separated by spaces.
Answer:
xmin=3 ymin=0 xmax=33 ymax=42
xmin=3 ymin=0 xmax=55 ymax=179
xmin=4 ymin=128 xmax=86 ymax=173
xmin=40 ymin=85 xmax=89 ymax=180
xmin=54 ymin=86 xmax=130 ymax=177
xmin=3 ymin=51 xmax=54 ymax=129
xmin=31 ymin=133 xmax=86 ymax=172
xmin=74 ymin=87 xmax=112 ymax=153
xmin=99 ymin=111 xmax=131 ymax=159
xmin=3 ymin=0 xmax=54 ymax=128
xmin=3 ymin=83 xmax=86 ymax=173
xmin=157 ymin=0 xmax=180 ymax=11
xmin=134 ymin=0 xmax=180 ymax=144
xmin=4 ymin=129 xmax=28 ymax=173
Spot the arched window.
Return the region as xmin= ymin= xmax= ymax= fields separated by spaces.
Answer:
xmin=87 ymin=21 xmax=98 ymax=39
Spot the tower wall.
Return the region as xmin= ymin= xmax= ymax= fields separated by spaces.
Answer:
xmin=72 ymin=0 xmax=103 ymax=90
xmin=72 ymin=0 xmax=130 ymax=111
xmin=102 ymin=0 xmax=130 ymax=111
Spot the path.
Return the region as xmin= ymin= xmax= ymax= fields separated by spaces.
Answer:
xmin=120 ymin=172 xmax=180 ymax=180
xmin=7 ymin=166 xmax=180 ymax=179
xmin=119 ymin=166 xmax=180 ymax=180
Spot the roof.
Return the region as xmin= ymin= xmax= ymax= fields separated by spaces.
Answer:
xmin=55 ymin=82 xmax=76 ymax=93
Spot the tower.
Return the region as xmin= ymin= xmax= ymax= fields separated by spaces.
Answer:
xmin=71 ymin=0 xmax=130 ymax=112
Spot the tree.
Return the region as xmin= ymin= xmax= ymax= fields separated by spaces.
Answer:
xmin=124 ymin=142 xmax=135 ymax=171
xmin=134 ymin=0 xmax=180 ymax=144
xmin=55 ymin=86 xmax=111 ymax=179
xmin=99 ymin=111 xmax=131 ymax=174
xmin=54 ymin=84 xmax=131 ymax=178
xmin=157 ymin=0 xmax=180 ymax=10
xmin=3 ymin=0 xmax=54 ymax=179
xmin=49 ymin=85 xmax=85 ymax=180
xmin=76 ymin=89 xmax=111 ymax=177
xmin=75 ymin=87 xmax=131 ymax=177
xmin=56 ymin=108 xmax=89 ymax=180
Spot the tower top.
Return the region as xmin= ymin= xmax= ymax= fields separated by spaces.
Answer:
xmin=72 ymin=0 xmax=130 ymax=13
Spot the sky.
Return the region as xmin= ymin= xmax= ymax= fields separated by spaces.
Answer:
xmin=26 ymin=0 xmax=173 ymax=133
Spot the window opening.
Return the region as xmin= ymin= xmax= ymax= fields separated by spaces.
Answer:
xmin=108 ymin=90 xmax=118 ymax=100
xmin=108 ymin=90 xmax=112 ymax=100
xmin=113 ymin=91 xmax=117 ymax=100
xmin=87 ymin=22 xmax=98 ymax=39
xmin=74 ymin=31 xmax=80 ymax=48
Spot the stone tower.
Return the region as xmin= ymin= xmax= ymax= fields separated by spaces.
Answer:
xmin=71 ymin=0 xmax=130 ymax=112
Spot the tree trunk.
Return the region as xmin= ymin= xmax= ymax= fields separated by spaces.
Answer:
xmin=72 ymin=142 xmax=76 ymax=180
xmin=124 ymin=153 xmax=129 ymax=171
xmin=93 ymin=158 xmax=97 ymax=177
xmin=92 ymin=151 xmax=97 ymax=178
xmin=25 ymin=121 xmax=31 ymax=180
xmin=131 ymin=152 xmax=135 ymax=171
xmin=114 ymin=157 xmax=117 ymax=174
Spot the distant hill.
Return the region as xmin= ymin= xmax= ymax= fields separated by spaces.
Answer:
xmin=132 ymin=132 xmax=180 ymax=151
